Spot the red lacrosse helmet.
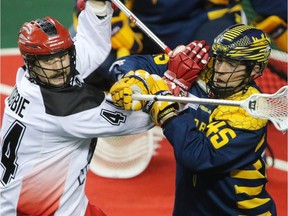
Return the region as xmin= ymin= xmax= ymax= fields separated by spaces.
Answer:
xmin=18 ymin=17 xmax=76 ymax=88
xmin=18 ymin=16 xmax=73 ymax=56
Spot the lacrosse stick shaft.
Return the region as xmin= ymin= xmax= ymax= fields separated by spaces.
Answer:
xmin=132 ymin=85 xmax=288 ymax=132
xmin=132 ymin=94 xmax=242 ymax=107
xmin=111 ymin=0 xmax=172 ymax=55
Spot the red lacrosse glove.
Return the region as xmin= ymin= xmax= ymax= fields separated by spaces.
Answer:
xmin=77 ymin=0 xmax=86 ymax=11
xmin=164 ymin=40 xmax=210 ymax=97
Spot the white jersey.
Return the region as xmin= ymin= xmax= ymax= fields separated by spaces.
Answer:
xmin=74 ymin=2 xmax=113 ymax=79
xmin=0 ymin=2 xmax=154 ymax=216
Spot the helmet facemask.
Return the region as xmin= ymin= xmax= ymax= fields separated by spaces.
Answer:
xmin=25 ymin=46 xmax=76 ymax=89
xmin=206 ymin=55 xmax=261 ymax=98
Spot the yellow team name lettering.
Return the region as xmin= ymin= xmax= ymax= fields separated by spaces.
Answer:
xmin=153 ymin=54 xmax=169 ymax=65
xmin=195 ymin=118 xmax=207 ymax=131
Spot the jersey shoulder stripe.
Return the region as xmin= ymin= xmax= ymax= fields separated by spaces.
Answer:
xmin=210 ymin=86 xmax=267 ymax=130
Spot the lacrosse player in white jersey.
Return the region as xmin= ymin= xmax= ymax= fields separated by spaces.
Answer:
xmin=0 ymin=0 xmax=156 ymax=215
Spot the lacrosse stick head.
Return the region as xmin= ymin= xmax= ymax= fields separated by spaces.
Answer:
xmin=89 ymin=128 xmax=163 ymax=179
xmin=243 ymin=86 xmax=288 ymax=132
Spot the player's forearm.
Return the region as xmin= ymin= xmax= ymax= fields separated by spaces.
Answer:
xmin=75 ymin=1 xmax=113 ymax=78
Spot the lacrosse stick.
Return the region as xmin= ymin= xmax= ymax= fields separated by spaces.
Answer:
xmin=132 ymin=86 xmax=288 ymax=132
xmin=111 ymin=0 xmax=172 ymax=55
xmin=111 ymin=0 xmax=288 ymax=131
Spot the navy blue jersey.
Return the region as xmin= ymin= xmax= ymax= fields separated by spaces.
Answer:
xmin=110 ymin=54 xmax=276 ymax=215
xmin=131 ymin=0 xmax=242 ymax=52
xmin=130 ymin=0 xmax=287 ymax=53
xmin=249 ymin=0 xmax=287 ymax=22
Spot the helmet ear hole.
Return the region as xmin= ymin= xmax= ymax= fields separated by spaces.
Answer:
xmin=253 ymin=65 xmax=261 ymax=73
xmin=251 ymin=65 xmax=263 ymax=79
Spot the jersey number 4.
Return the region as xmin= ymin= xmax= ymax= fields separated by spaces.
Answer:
xmin=0 ymin=120 xmax=25 ymax=186
xmin=101 ymin=109 xmax=126 ymax=126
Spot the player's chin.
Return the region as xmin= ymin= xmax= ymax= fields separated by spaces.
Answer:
xmin=50 ymin=77 xmax=67 ymax=87
xmin=213 ymin=81 xmax=225 ymax=87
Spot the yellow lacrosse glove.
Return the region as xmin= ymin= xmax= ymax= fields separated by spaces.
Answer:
xmin=111 ymin=11 xmax=143 ymax=57
xmin=109 ymin=70 xmax=154 ymax=111
xmin=144 ymin=75 xmax=179 ymax=126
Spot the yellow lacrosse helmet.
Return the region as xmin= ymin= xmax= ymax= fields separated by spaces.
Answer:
xmin=206 ymin=24 xmax=271 ymax=98
xmin=212 ymin=24 xmax=271 ymax=72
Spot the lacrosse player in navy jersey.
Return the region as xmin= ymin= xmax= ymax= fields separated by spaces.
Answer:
xmin=129 ymin=0 xmax=287 ymax=53
xmin=70 ymin=0 xmax=286 ymax=89
xmin=0 ymin=1 xmax=159 ymax=215
xmin=108 ymin=24 xmax=277 ymax=215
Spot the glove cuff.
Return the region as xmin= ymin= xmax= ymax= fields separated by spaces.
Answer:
xmin=88 ymin=1 xmax=108 ymax=17
xmin=158 ymin=106 xmax=178 ymax=127
xmin=161 ymin=113 xmax=177 ymax=128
